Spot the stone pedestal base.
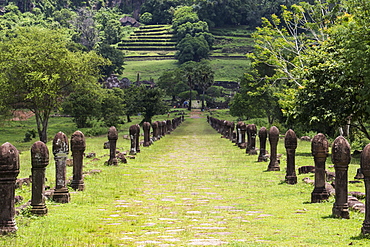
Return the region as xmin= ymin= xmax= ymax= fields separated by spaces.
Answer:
xmin=332 ymin=205 xmax=349 ymax=219
xmin=267 ymin=161 xmax=280 ymax=171
xmin=285 ymin=175 xmax=297 ymax=185
xmin=0 ymin=220 xmax=17 ymax=235
xmin=362 ymin=221 xmax=370 ymax=235
xmin=31 ymin=204 xmax=48 ymax=216
xmin=71 ymin=180 xmax=85 ymax=191
xmin=107 ymin=158 xmax=118 ymax=166
xmin=52 ymin=189 xmax=70 ymax=203
xmin=311 ymin=187 xmax=329 ymax=203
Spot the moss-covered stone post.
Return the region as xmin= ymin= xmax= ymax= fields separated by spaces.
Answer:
xmin=30 ymin=141 xmax=49 ymax=215
xmin=267 ymin=126 xmax=280 ymax=171
xmin=0 ymin=142 xmax=19 ymax=234
xmin=107 ymin=126 xmax=118 ymax=166
xmin=284 ymin=129 xmax=297 ymax=184
xmin=70 ymin=131 xmax=86 ymax=190
xmin=332 ymin=136 xmax=350 ymax=219
xmin=311 ymin=133 xmax=329 ymax=203
xmin=52 ymin=132 xmax=70 ymax=203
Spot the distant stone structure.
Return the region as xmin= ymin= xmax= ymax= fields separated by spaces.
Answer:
xmin=119 ymin=16 xmax=140 ymax=27
xmin=258 ymin=127 xmax=268 ymax=162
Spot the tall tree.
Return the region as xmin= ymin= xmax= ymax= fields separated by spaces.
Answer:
xmin=0 ymin=26 xmax=108 ymax=142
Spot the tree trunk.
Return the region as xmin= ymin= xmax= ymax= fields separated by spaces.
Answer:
xmin=201 ymin=90 xmax=205 ymax=111
xmin=188 ymin=89 xmax=192 ymax=111
xmin=35 ymin=111 xmax=49 ymax=143
xmin=127 ymin=114 xmax=132 ymax=122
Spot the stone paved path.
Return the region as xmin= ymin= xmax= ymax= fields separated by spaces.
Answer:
xmin=98 ymin=116 xmax=282 ymax=246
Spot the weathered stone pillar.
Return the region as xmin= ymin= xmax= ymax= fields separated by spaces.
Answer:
xmin=70 ymin=131 xmax=86 ymax=191
xmin=258 ymin=127 xmax=267 ymax=162
xmin=332 ymin=136 xmax=350 ymax=219
xmin=129 ymin=124 xmax=140 ymax=155
xmin=267 ymin=126 xmax=280 ymax=171
xmin=166 ymin=119 xmax=172 ymax=134
xmin=157 ymin=121 xmax=163 ymax=139
xmin=238 ymin=122 xmax=247 ymax=149
xmin=162 ymin=120 xmax=167 ymax=137
xmin=30 ymin=141 xmax=49 ymax=215
xmin=361 ymin=143 xmax=370 ymax=234
xmin=152 ymin=121 xmax=159 ymax=141
xmin=107 ymin=126 xmax=118 ymax=166
xmin=52 ymin=132 xmax=70 ymax=203
xmin=136 ymin=124 xmax=141 ymax=153
xmin=284 ymin=129 xmax=297 ymax=184
xmin=0 ymin=143 xmax=20 ymax=234
xmin=311 ymin=133 xmax=330 ymax=203
xmin=246 ymin=124 xmax=257 ymax=154
xmin=143 ymin=122 xmax=151 ymax=147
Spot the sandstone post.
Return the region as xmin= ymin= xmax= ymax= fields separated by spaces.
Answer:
xmin=284 ymin=129 xmax=297 ymax=184
xmin=361 ymin=143 xmax=370 ymax=234
xmin=30 ymin=141 xmax=49 ymax=215
xmin=70 ymin=131 xmax=86 ymax=191
xmin=258 ymin=127 xmax=267 ymax=162
xmin=107 ymin=126 xmax=118 ymax=166
xmin=0 ymin=143 xmax=20 ymax=234
xmin=332 ymin=136 xmax=351 ymax=219
xmin=267 ymin=126 xmax=280 ymax=171
xmin=52 ymin=132 xmax=70 ymax=203
xmin=311 ymin=133 xmax=330 ymax=203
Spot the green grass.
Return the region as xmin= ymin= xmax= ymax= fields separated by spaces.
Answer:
xmin=1 ymin=110 xmax=370 ymax=246
xmin=121 ymin=58 xmax=250 ymax=82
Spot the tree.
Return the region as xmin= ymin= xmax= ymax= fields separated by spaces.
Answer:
xmin=137 ymin=87 xmax=169 ymax=123
xmin=179 ymin=60 xmax=214 ymax=110
xmin=62 ymin=87 xmax=103 ymax=128
xmin=175 ymin=34 xmax=210 ymax=63
xmin=196 ymin=60 xmax=214 ymax=110
xmin=97 ymin=43 xmax=125 ymax=77
xmin=101 ymin=88 xmax=126 ymax=127
xmin=0 ymin=26 xmax=108 ymax=142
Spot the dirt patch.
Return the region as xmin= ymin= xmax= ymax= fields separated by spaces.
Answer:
xmin=11 ymin=110 xmax=34 ymax=121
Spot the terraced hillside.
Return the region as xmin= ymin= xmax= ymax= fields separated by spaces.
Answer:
xmin=210 ymin=25 xmax=253 ymax=58
xmin=118 ymin=25 xmax=177 ymax=60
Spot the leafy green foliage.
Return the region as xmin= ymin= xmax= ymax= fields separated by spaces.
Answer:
xmin=0 ymin=26 xmax=108 ymax=142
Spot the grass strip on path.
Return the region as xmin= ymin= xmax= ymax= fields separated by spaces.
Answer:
xmin=1 ymin=113 xmax=370 ymax=246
